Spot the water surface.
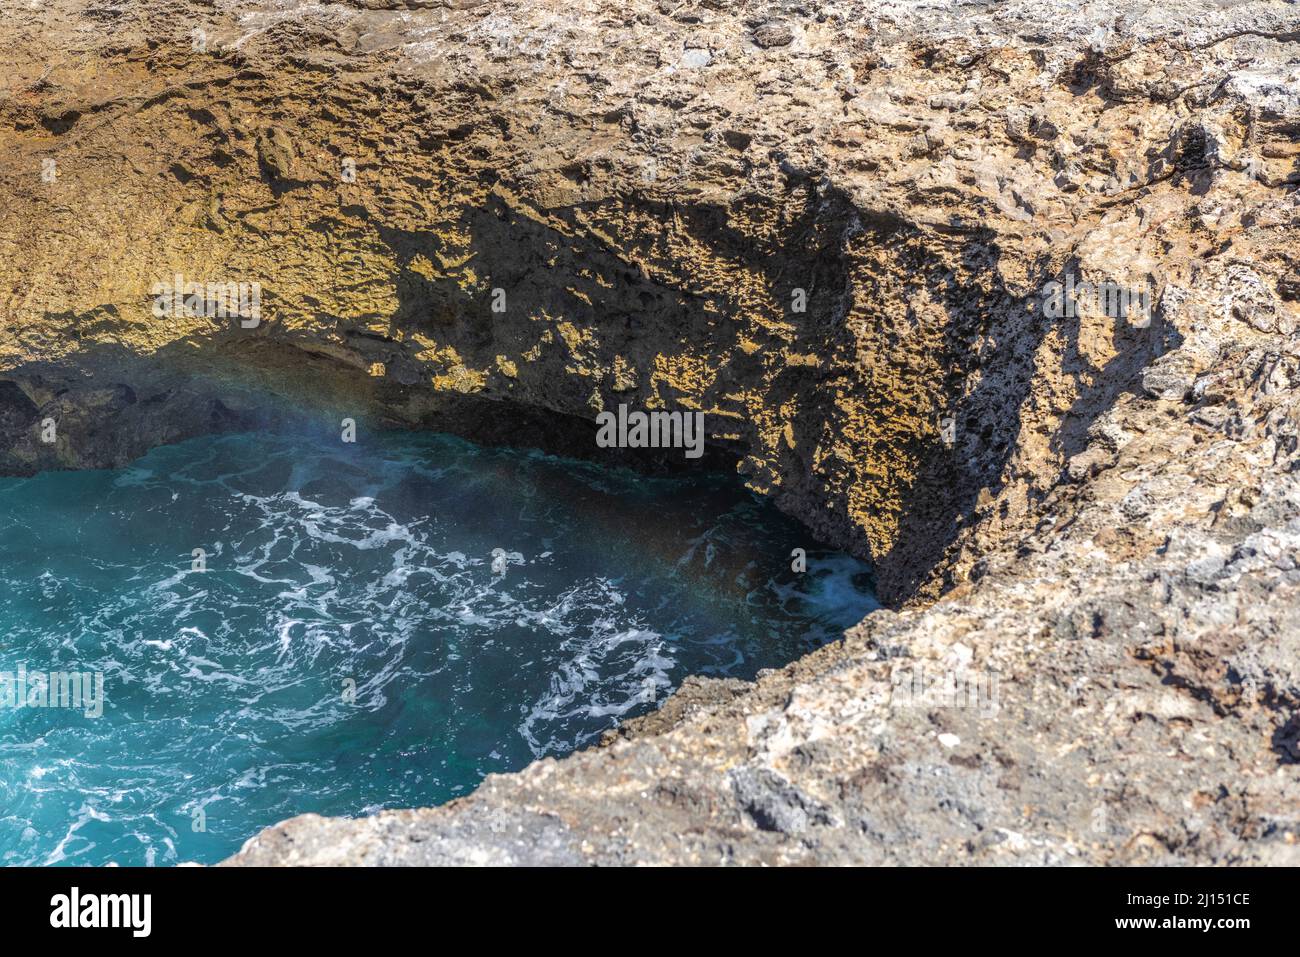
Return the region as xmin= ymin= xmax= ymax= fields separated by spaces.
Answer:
xmin=0 ymin=430 xmax=876 ymax=865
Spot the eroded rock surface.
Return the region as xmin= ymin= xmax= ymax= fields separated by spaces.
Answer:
xmin=2 ymin=0 xmax=1299 ymax=864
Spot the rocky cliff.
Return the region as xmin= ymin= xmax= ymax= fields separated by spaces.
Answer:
xmin=2 ymin=0 xmax=1299 ymax=864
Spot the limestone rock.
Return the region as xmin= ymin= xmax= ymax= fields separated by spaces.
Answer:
xmin=1 ymin=0 xmax=1298 ymax=866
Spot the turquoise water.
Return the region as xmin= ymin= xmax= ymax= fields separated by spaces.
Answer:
xmin=0 ymin=430 xmax=876 ymax=866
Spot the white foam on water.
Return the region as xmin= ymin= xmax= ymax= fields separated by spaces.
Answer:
xmin=0 ymin=431 xmax=879 ymax=866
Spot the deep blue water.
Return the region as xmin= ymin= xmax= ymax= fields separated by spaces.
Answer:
xmin=0 ymin=430 xmax=876 ymax=865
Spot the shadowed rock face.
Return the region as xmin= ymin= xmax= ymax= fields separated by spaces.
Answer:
xmin=3 ymin=0 xmax=1300 ymax=864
